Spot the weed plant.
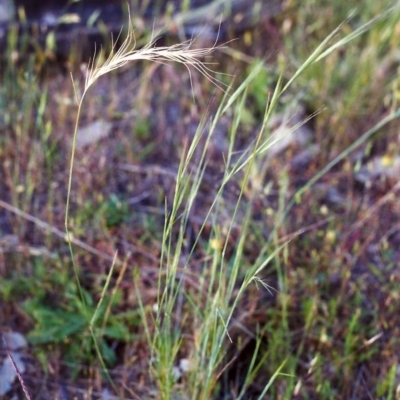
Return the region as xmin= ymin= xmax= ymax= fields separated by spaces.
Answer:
xmin=1 ymin=2 xmax=400 ymax=399
xmin=63 ymin=6 xmax=399 ymax=399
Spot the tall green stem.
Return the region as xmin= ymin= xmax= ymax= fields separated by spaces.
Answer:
xmin=65 ymin=99 xmax=87 ymax=316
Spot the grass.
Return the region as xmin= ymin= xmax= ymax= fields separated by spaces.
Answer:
xmin=1 ymin=1 xmax=400 ymax=399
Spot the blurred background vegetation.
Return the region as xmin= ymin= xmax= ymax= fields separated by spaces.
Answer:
xmin=0 ymin=0 xmax=399 ymax=399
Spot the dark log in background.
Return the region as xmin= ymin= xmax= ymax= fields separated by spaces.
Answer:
xmin=0 ymin=0 xmax=281 ymax=57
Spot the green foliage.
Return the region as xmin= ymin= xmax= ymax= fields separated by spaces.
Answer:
xmin=376 ymin=363 xmax=397 ymax=399
xmin=23 ymin=280 xmax=129 ymax=369
xmin=101 ymin=194 xmax=130 ymax=228
xmin=283 ymin=0 xmax=399 ymax=148
xmin=246 ymin=59 xmax=274 ymax=115
xmin=5 ymin=257 xmax=131 ymax=373
xmin=1 ymin=1 xmax=400 ymax=398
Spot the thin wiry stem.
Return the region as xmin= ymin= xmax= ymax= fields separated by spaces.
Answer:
xmin=65 ymin=101 xmax=88 ymax=319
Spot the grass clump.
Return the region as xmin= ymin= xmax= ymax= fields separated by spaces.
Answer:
xmin=1 ymin=1 xmax=400 ymax=399
xmin=282 ymin=0 xmax=400 ymax=150
xmin=64 ymin=7 xmax=399 ymax=398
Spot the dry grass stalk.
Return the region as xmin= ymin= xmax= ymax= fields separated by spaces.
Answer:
xmin=2 ymin=337 xmax=32 ymax=400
